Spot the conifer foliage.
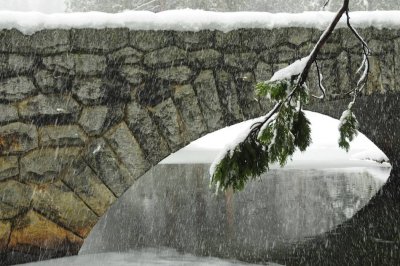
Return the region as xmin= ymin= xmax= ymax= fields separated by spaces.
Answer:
xmin=210 ymin=0 xmax=369 ymax=192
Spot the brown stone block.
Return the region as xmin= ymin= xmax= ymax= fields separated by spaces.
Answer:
xmin=0 ymin=220 xmax=11 ymax=250
xmin=8 ymin=210 xmax=83 ymax=253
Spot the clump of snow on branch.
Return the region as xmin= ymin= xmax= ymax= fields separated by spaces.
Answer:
xmin=270 ymin=56 xmax=310 ymax=82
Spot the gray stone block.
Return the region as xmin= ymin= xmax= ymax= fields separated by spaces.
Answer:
xmin=224 ymin=52 xmax=258 ymax=71
xmin=174 ymin=30 xmax=214 ymax=50
xmin=0 ymin=180 xmax=33 ymax=219
xmin=193 ymin=70 xmax=225 ymax=131
xmin=38 ymin=125 xmax=87 ymax=147
xmin=8 ymin=54 xmax=36 ymax=74
xmin=78 ymin=106 xmax=108 ymax=136
xmin=150 ymin=98 xmax=185 ymax=152
xmin=130 ymin=30 xmax=174 ymax=51
xmin=121 ymin=65 xmax=148 ymax=85
xmin=74 ymin=54 xmax=107 ymax=76
xmin=0 ymin=104 xmax=18 ymax=124
xmin=172 ymin=84 xmax=207 ymax=141
xmin=155 ymin=66 xmax=193 ymax=83
xmin=108 ymin=47 xmax=143 ymax=64
xmin=144 ymin=46 xmax=187 ymax=67
xmin=125 ymin=101 xmax=170 ymax=164
xmin=215 ymin=70 xmax=244 ymax=124
xmin=0 ymin=76 xmax=37 ymax=102
xmin=19 ymin=94 xmax=81 ymax=124
xmin=71 ymin=28 xmax=129 ymax=52
xmin=189 ymin=49 xmax=222 ymax=68
xmin=104 ymin=122 xmax=149 ymax=179
xmin=72 ymin=78 xmax=106 ymax=105
xmin=34 ymin=70 xmax=72 ymax=94
xmin=20 ymin=147 xmax=81 ymax=184
xmin=42 ymin=54 xmax=75 ymax=73
xmin=84 ymin=138 xmax=135 ymax=197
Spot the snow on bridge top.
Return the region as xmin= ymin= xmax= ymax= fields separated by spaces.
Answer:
xmin=0 ymin=10 xmax=400 ymax=35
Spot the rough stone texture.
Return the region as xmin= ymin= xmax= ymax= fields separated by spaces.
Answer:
xmin=125 ymin=101 xmax=170 ymax=165
xmin=19 ymin=94 xmax=81 ymax=124
xmin=8 ymin=210 xmax=83 ymax=253
xmin=61 ymin=160 xmax=116 ymax=216
xmin=0 ymin=122 xmax=38 ymax=155
xmin=42 ymin=54 xmax=75 ymax=73
xmin=0 ymin=29 xmax=70 ymax=54
xmin=38 ymin=125 xmax=87 ymax=147
xmin=121 ymin=65 xmax=148 ymax=85
xmin=172 ymin=85 xmax=207 ymax=141
xmin=0 ymin=156 xmax=18 ymax=181
xmin=34 ymin=70 xmax=72 ymax=94
xmin=215 ymin=30 xmax=242 ymax=49
xmin=193 ymin=70 xmax=225 ymax=131
xmin=130 ymin=30 xmax=174 ymax=51
xmin=0 ymin=104 xmax=18 ymax=124
xmin=0 ymin=180 xmax=33 ymax=219
xmin=31 ymin=181 xmax=98 ymax=237
xmin=71 ymin=28 xmax=128 ymax=52
xmin=0 ymin=76 xmax=37 ymax=102
xmin=224 ymin=52 xmax=258 ymax=71
xmin=235 ymin=72 xmax=262 ymax=119
xmin=155 ymin=66 xmax=193 ymax=83
xmin=73 ymin=54 xmax=107 ymax=76
xmin=254 ymin=62 xmax=273 ymax=82
xmin=215 ymin=71 xmax=244 ymax=124
xmin=108 ymin=47 xmax=143 ymax=64
xmin=20 ymin=147 xmax=81 ymax=184
xmin=8 ymin=54 xmax=36 ymax=74
xmin=104 ymin=123 xmax=149 ymax=178
xmin=0 ymin=220 xmax=11 ymax=250
xmin=174 ymin=30 xmax=215 ymax=50
xmin=78 ymin=106 xmax=109 ymax=136
xmin=72 ymin=78 xmax=105 ymax=105
xmin=189 ymin=49 xmax=222 ymax=68
xmin=263 ymin=45 xmax=296 ymax=64
xmin=144 ymin=46 xmax=187 ymax=67
xmin=84 ymin=138 xmax=135 ymax=197
xmin=149 ymin=98 xmax=186 ymax=152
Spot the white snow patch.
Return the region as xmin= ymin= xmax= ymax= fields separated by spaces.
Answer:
xmin=0 ymin=10 xmax=400 ymax=35
xmin=161 ymin=111 xmax=390 ymax=174
xmin=270 ymin=56 xmax=309 ymax=82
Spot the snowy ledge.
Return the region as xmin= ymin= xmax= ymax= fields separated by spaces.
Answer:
xmin=1 ymin=10 xmax=400 ymax=35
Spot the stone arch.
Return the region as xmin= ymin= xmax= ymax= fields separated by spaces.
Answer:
xmin=0 ymin=26 xmax=399 ymax=265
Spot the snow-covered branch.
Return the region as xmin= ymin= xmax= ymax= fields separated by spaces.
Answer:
xmin=210 ymin=0 xmax=370 ymax=192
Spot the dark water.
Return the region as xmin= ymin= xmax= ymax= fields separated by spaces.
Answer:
xmin=80 ymin=164 xmax=389 ymax=265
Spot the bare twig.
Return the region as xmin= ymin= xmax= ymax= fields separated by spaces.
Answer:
xmin=345 ymin=9 xmax=370 ymax=99
xmin=323 ymin=0 xmax=330 ymax=9
xmin=312 ymin=60 xmax=326 ymax=99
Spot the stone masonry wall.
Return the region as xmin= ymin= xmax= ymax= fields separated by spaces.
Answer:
xmin=0 ymin=26 xmax=399 ymax=264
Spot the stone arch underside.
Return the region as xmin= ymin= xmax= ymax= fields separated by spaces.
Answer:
xmin=0 ymin=26 xmax=399 ymax=265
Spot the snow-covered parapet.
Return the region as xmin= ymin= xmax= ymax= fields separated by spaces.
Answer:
xmin=0 ymin=10 xmax=400 ymax=35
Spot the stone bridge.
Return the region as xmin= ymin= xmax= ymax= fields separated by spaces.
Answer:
xmin=0 ymin=26 xmax=399 ymax=265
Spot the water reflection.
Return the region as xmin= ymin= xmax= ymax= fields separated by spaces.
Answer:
xmin=81 ymin=164 xmax=389 ymax=264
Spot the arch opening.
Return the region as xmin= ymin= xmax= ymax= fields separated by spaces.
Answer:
xmin=77 ymin=111 xmax=391 ymax=265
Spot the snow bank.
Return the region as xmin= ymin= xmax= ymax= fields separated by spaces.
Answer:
xmin=161 ymin=111 xmax=390 ymax=171
xmin=1 ymin=9 xmax=400 ymax=35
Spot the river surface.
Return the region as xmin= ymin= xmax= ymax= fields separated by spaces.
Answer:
xmin=80 ymin=164 xmax=389 ymax=264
